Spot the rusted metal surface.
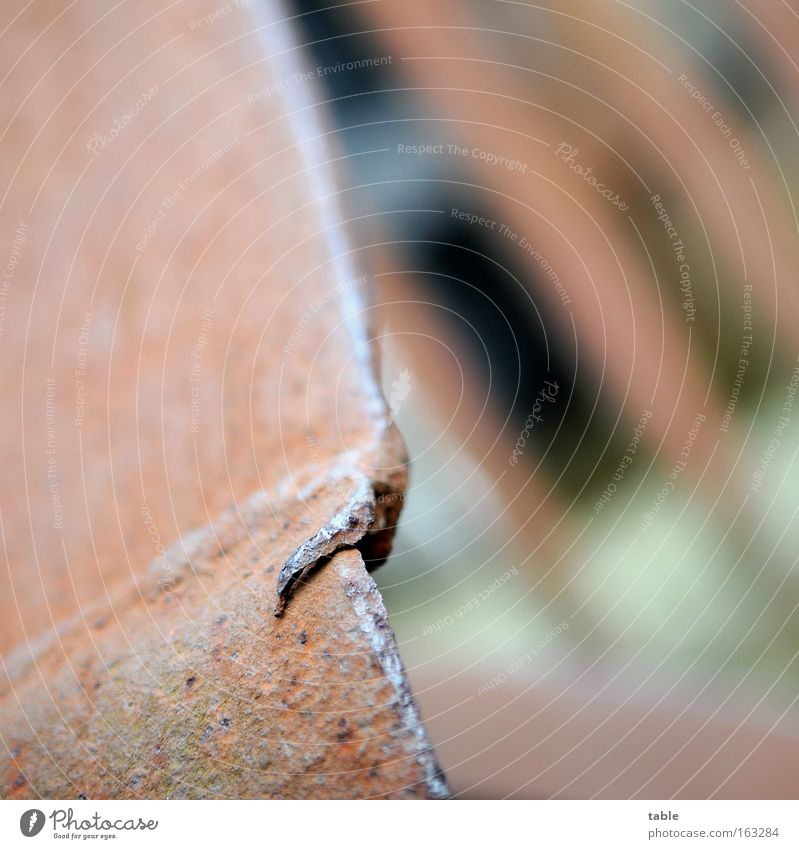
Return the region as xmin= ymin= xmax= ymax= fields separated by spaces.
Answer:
xmin=3 ymin=540 xmax=447 ymax=799
xmin=0 ymin=0 xmax=447 ymax=798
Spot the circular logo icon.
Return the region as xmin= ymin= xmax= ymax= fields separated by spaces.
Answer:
xmin=19 ymin=809 xmax=45 ymax=837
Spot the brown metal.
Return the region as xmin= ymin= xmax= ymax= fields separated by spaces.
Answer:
xmin=0 ymin=0 xmax=447 ymax=799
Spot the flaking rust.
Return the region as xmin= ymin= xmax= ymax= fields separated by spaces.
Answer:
xmin=274 ymin=472 xmax=405 ymax=616
xmin=274 ymin=479 xmax=375 ymax=615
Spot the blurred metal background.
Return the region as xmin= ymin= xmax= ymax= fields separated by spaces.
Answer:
xmin=286 ymin=0 xmax=799 ymax=797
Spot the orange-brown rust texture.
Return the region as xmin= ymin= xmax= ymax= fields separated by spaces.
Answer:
xmin=3 ymin=539 xmax=447 ymax=799
xmin=0 ymin=0 xmax=446 ymax=798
